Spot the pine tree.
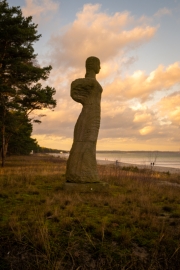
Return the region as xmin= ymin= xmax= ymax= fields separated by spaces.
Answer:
xmin=0 ymin=0 xmax=56 ymax=166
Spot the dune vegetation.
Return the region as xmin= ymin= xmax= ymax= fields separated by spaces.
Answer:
xmin=0 ymin=155 xmax=180 ymax=269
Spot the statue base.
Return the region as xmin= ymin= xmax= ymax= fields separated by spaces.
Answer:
xmin=63 ymin=181 xmax=109 ymax=193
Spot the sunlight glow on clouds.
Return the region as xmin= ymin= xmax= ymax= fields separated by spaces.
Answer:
xmin=158 ymin=93 xmax=180 ymax=125
xmin=22 ymin=0 xmax=59 ymax=23
xmin=104 ymin=62 xmax=180 ymax=101
xmin=133 ymin=112 xmax=152 ymax=123
xmin=49 ymin=4 xmax=157 ymax=68
xmin=139 ymin=126 xmax=155 ymax=136
xmin=33 ymin=134 xmax=73 ymax=150
xmin=28 ymin=3 xmax=180 ymax=151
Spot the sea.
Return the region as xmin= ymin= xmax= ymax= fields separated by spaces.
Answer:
xmin=51 ymin=151 xmax=180 ymax=169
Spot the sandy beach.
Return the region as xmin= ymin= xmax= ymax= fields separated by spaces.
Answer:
xmin=97 ymin=159 xmax=180 ymax=174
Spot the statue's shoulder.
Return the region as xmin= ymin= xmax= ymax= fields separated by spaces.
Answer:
xmin=71 ymin=78 xmax=102 ymax=91
xmin=71 ymin=78 xmax=95 ymax=88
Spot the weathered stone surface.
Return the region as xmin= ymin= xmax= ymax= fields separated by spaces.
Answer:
xmin=66 ymin=57 xmax=102 ymax=183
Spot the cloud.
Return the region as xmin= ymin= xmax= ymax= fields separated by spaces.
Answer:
xmin=22 ymin=0 xmax=59 ymax=23
xmin=34 ymin=58 xmax=180 ymax=149
xmin=139 ymin=126 xmax=155 ymax=135
xmin=158 ymin=92 xmax=180 ymax=125
xmin=154 ymin=7 xmax=172 ymax=17
xmin=32 ymin=88 xmax=180 ymax=150
xmin=32 ymin=99 xmax=81 ymax=137
xmin=31 ymin=4 xmax=180 ymax=151
xmin=133 ymin=112 xmax=152 ymax=123
xmin=49 ymin=4 xmax=157 ymax=68
xmin=104 ymin=62 xmax=180 ymax=101
xmin=32 ymin=134 xmax=72 ymax=150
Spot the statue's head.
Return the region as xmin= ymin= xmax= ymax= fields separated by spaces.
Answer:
xmin=85 ymin=56 xmax=101 ymax=75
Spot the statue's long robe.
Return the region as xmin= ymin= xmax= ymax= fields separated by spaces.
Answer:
xmin=66 ymin=77 xmax=102 ymax=183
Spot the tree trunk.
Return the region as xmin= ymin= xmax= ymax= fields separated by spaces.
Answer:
xmin=5 ymin=142 xmax=8 ymax=157
xmin=1 ymin=125 xmax=5 ymax=167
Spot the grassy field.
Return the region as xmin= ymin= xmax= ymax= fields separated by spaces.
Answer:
xmin=0 ymin=155 xmax=180 ymax=270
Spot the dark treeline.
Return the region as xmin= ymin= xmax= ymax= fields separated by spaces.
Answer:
xmin=34 ymin=146 xmax=67 ymax=154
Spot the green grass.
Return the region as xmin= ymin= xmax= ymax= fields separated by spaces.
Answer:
xmin=0 ymin=155 xmax=180 ymax=269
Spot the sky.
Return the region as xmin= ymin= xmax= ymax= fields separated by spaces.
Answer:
xmin=8 ymin=0 xmax=180 ymax=151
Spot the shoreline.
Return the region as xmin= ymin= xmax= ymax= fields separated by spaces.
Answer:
xmin=46 ymin=153 xmax=180 ymax=174
xmin=97 ymin=159 xmax=180 ymax=174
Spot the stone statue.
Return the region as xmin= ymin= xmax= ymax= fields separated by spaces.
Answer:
xmin=66 ymin=56 xmax=102 ymax=183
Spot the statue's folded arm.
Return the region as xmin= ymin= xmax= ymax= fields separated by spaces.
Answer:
xmin=71 ymin=78 xmax=95 ymax=104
